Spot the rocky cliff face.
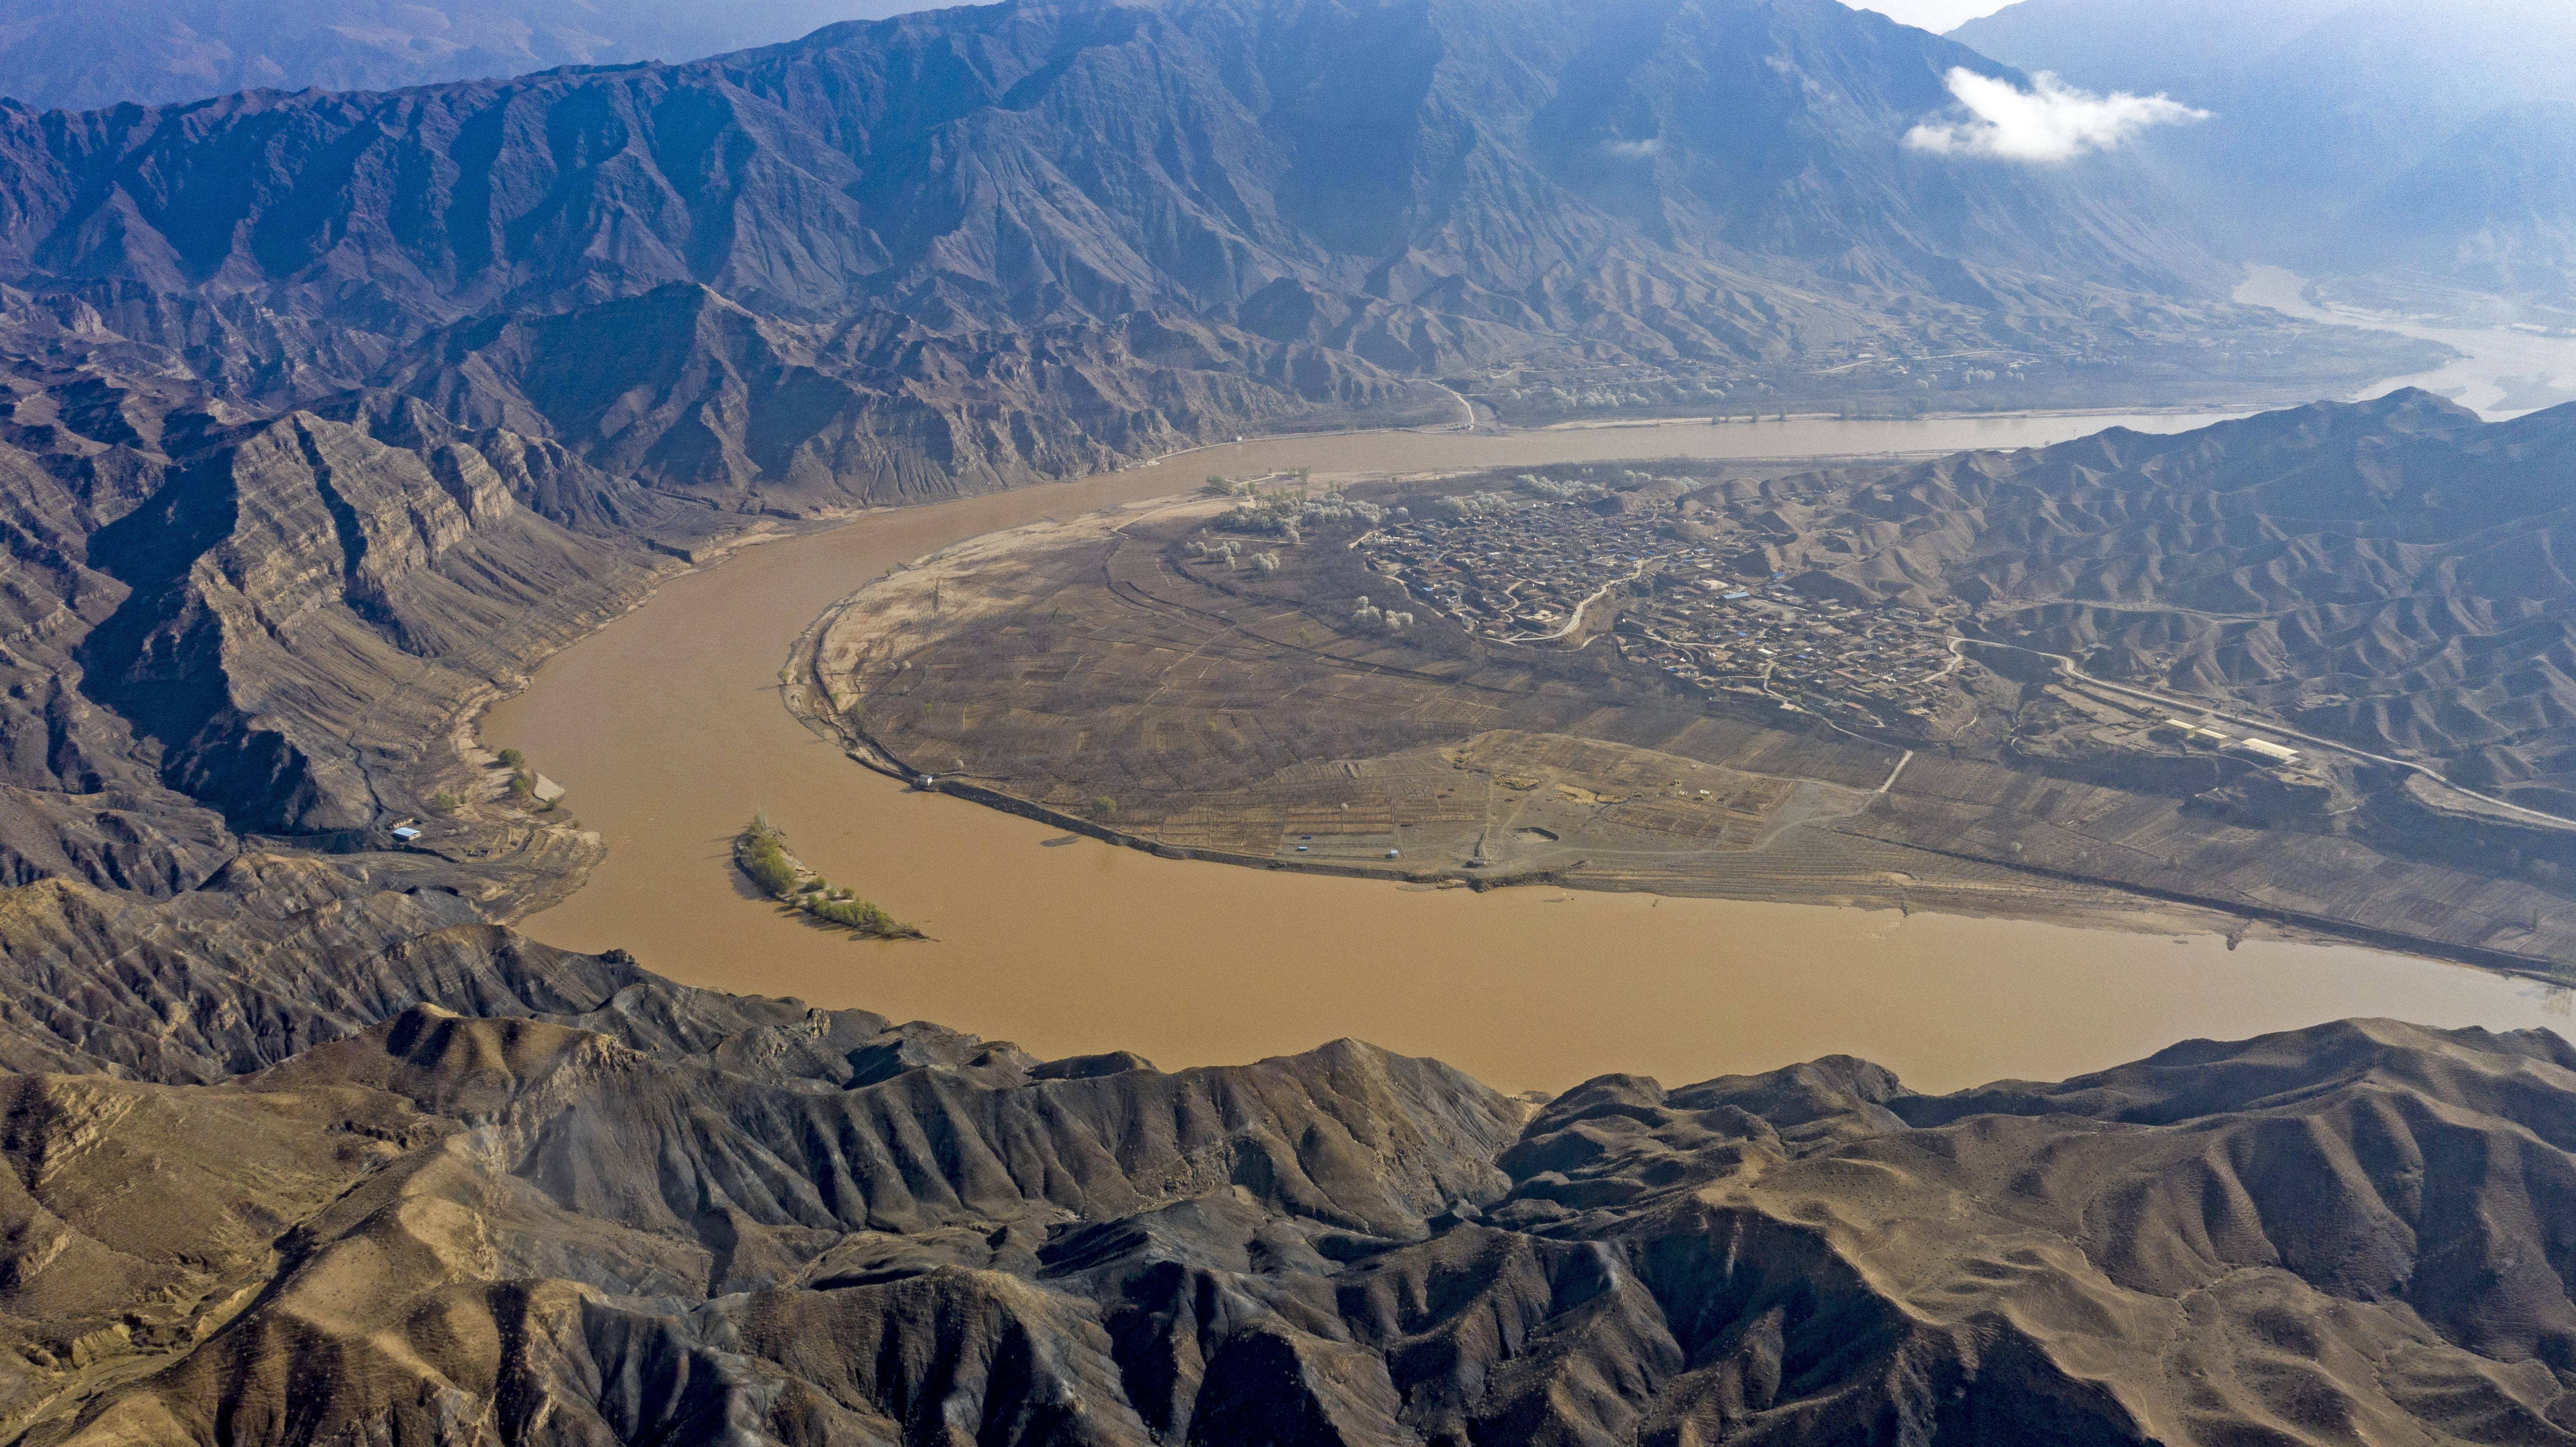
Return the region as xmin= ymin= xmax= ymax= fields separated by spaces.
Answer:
xmin=75 ymin=410 xmax=660 ymax=832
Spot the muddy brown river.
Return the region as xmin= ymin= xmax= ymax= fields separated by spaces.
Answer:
xmin=485 ymin=411 xmax=2576 ymax=1095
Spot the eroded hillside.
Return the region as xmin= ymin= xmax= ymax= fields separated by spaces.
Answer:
xmin=1782 ymin=392 xmax=2576 ymax=808
xmin=0 ymin=886 xmax=2570 ymax=1447
xmin=0 ymin=7 xmax=2554 ymax=1443
xmin=0 ymin=319 xmax=746 ymax=891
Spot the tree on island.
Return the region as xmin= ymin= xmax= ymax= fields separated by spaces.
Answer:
xmin=733 ymin=816 xmax=922 ymax=939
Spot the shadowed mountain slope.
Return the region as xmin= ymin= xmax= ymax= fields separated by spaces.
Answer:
xmin=0 ymin=337 xmax=719 ymax=849
xmin=2327 ymin=101 xmax=2576 ymax=317
xmin=0 ymin=889 xmax=2571 ymax=1447
xmin=1946 ymin=0 xmax=2350 ymax=100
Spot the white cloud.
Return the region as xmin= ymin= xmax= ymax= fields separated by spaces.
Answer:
xmin=1904 ymin=68 xmax=2208 ymax=162
xmin=1604 ymin=138 xmax=1661 ymax=159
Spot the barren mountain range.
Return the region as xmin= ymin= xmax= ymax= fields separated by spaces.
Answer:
xmin=0 ymin=0 xmax=2443 ymax=876
xmin=2326 ymin=102 xmax=2576 ymax=322
xmin=0 ymin=0 xmax=2413 ymax=452
xmin=1783 ymin=391 xmax=2576 ymax=807
xmin=8 ymin=881 xmax=2576 ymax=1445
xmin=0 ymin=3 xmax=2569 ymax=1444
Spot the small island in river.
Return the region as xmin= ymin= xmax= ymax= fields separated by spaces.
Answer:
xmin=734 ymin=816 xmax=924 ymax=939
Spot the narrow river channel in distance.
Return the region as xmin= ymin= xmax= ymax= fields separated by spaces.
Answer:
xmin=485 ymin=402 xmax=2576 ymax=1096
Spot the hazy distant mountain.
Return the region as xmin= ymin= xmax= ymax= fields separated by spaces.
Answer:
xmin=2328 ymin=101 xmax=2576 ymax=314
xmin=0 ymin=0 xmax=2233 ymax=333
xmin=1946 ymin=0 xmax=2348 ymax=99
xmin=0 ymin=0 xmax=926 ymax=113
xmin=1950 ymin=0 xmax=2576 ymax=112
xmin=1951 ymin=0 xmax=2576 ymax=295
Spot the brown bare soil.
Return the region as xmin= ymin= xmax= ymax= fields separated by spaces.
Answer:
xmin=809 ymin=498 xmax=1973 ymax=900
xmin=810 ymin=480 xmax=2576 ymax=978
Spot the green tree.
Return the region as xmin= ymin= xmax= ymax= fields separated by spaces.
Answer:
xmin=737 ymin=824 xmax=800 ymax=897
xmin=735 ymin=817 xmax=918 ymax=937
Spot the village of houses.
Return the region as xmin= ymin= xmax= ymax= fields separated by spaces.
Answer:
xmin=1355 ymin=487 xmax=1969 ymax=737
xmin=1348 ymin=481 xmax=2318 ymax=773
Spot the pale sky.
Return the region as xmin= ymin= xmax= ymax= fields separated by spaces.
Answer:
xmin=1843 ymin=0 xmax=2018 ymax=31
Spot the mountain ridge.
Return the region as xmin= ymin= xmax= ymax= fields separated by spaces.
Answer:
xmin=0 ymin=10 xmax=2552 ymax=1441
xmin=0 ymin=0 xmax=2386 ymax=408
xmin=0 ymin=0 xmax=927 ymax=115
xmin=1783 ymin=390 xmax=2576 ymax=804
xmin=3 ymin=883 xmax=2573 ymax=1447
xmin=0 ymin=0 xmax=2434 ymax=858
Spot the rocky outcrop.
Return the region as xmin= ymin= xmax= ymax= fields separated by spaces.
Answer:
xmin=380 ymin=287 xmax=1438 ymax=512
xmin=0 ymin=343 xmax=727 ymax=872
